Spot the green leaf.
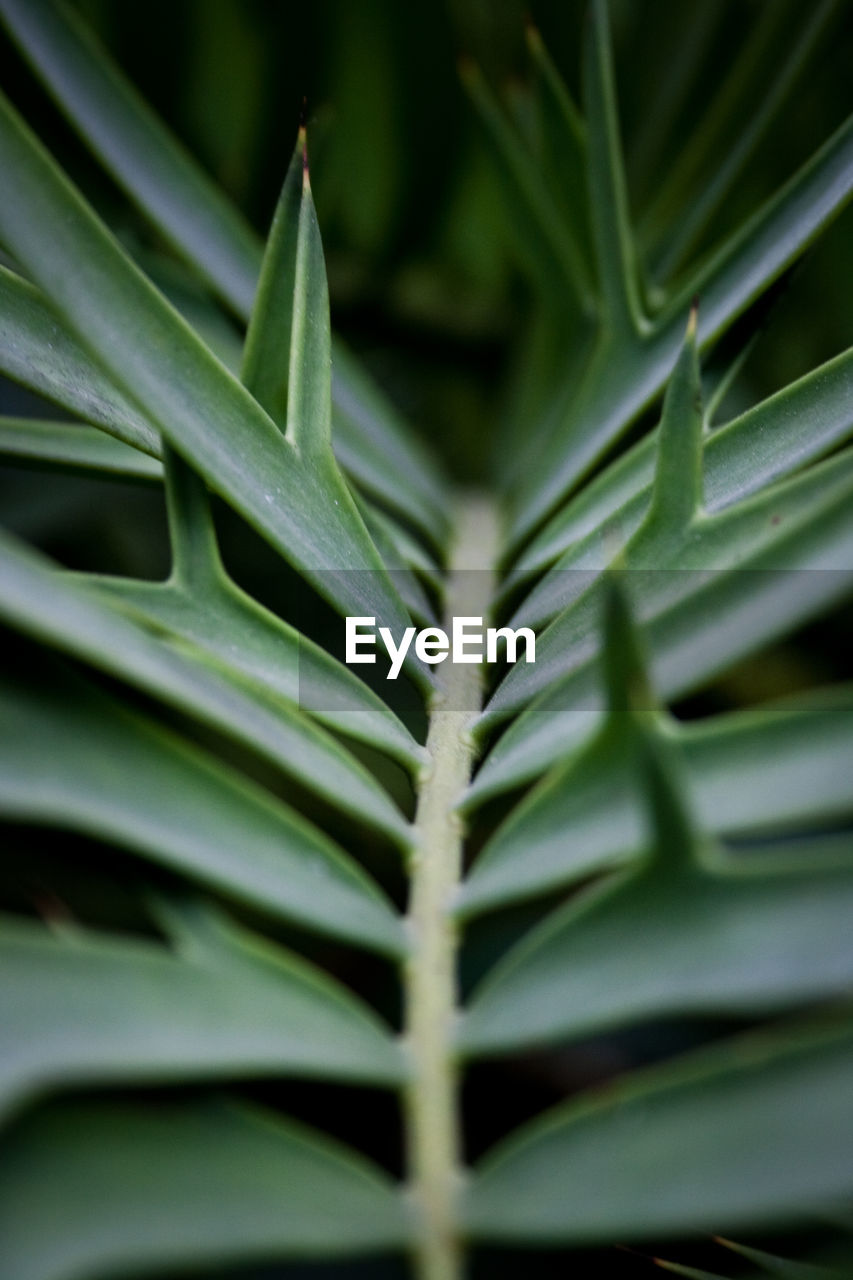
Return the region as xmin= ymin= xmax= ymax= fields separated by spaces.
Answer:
xmin=0 ymin=276 xmax=440 ymax=587
xmin=356 ymin=506 xmax=439 ymax=625
xmin=0 ymin=430 xmax=425 ymax=765
xmin=0 ymin=0 xmax=261 ymax=315
xmin=489 ymin=448 xmax=850 ymax=737
xmin=460 ymin=686 xmax=853 ymax=916
xmin=358 ymin=497 xmax=442 ymax=587
xmin=643 ymin=306 xmax=703 ymax=532
xmin=511 ymin=346 xmax=853 ymax=581
xmin=0 ymin=0 xmax=450 ymax=545
xmin=101 ymin=447 xmax=424 ymax=768
xmin=0 ymin=427 xmax=433 ymax=708
xmin=0 ymin=665 xmax=406 ymax=955
xmin=0 ymin=910 xmax=406 ymax=1121
xmin=471 ymin=484 xmax=853 ymax=801
xmin=331 ymin=338 xmax=450 ymax=546
xmin=241 ymin=126 xmax=338 ymax=460
xmin=2 ymin=3 xmax=853 ymax=1270
xmin=0 ymin=532 xmax=414 ymax=850
xmin=518 ymin=418 xmax=853 ymax=639
xmin=485 ymin=445 xmax=853 ymax=726
xmin=459 ymin=57 xmax=594 ymax=309
xmin=525 ymin=24 xmax=592 ymax=274
xmin=459 ymin=734 xmax=853 ymax=1055
xmin=0 ymin=266 xmax=157 ymax=454
xmin=626 ymin=2 xmax=721 ymax=206
xmin=663 ymin=112 xmax=853 ymax=328
xmin=0 ymin=1097 xmax=411 ymax=1278
xmin=505 ymin=113 xmax=853 ymax=548
xmin=287 ymin=147 xmax=333 ymax=457
xmin=240 ymin=131 xmax=303 ymax=426
xmin=87 ymin=571 xmax=423 ymax=768
xmin=0 ymin=242 xmax=445 ymax=589
xmin=464 ymin=1019 xmax=853 ymax=1242
xmin=583 ymin=0 xmax=642 ymax=333
xmin=0 ymin=418 xmax=161 ymax=479
xmin=153 ymin=251 xmax=451 ymax=550
xmin=503 ymin=312 xmax=701 ymax=636
xmin=642 ymin=0 xmax=840 ymax=282
xmin=0 ymin=87 xmax=420 ymax=654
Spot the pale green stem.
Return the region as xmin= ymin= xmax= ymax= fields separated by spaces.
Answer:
xmin=404 ymin=494 xmax=499 ymax=1280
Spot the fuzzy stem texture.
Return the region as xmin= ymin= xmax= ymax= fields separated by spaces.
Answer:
xmin=404 ymin=494 xmax=499 ymax=1280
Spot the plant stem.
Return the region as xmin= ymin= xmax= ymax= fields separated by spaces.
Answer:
xmin=404 ymin=494 xmax=499 ymax=1280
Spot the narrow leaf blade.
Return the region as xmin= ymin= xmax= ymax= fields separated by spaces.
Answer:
xmin=0 ymin=533 xmax=414 ymax=851
xmin=461 ymin=688 xmax=853 ymax=915
xmin=0 ymin=912 xmax=406 ymax=1121
xmin=465 ymin=1021 xmax=853 ymax=1242
xmin=0 ymin=666 xmax=406 ymax=955
xmin=0 ymin=1097 xmax=412 ymax=1278
xmin=0 ymin=87 xmax=417 ymax=643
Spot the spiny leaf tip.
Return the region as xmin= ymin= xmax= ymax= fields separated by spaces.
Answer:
xmin=301 ymin=128 xmax=310 ymax=192
xmin=637 ymin=726 xmax=704 ymax=873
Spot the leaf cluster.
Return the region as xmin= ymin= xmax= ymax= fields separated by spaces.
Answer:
xmin=0 ymin=2 xmax=851 ymax=1278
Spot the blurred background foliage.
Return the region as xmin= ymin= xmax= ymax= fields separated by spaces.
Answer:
xmin=4 ymin=0 xmax=851 ymax=484
xmin=3 ymin=0 xmax=851 ymax=719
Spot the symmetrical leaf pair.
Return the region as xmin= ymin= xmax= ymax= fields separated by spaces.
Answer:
xmin=0 ymin=1 xmax=852 ymax=1277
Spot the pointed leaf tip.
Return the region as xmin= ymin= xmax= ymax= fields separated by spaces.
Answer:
xmin=241 ymin=129 xmax=304 ymax=427
xmin=301 ymin=134 xmax=311 ymax=192
xmin=602 ymin=571 xmax=655 ymax=719
xmin=637 ymin=725 xmax=704 ymax=873
xmin=687 ymin=295 xmax=699 ymax=339
xmin=641 ymin=305 xmax=704 ymax=533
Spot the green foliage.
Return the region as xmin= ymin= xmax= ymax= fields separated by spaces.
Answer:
xmin=0 ymin=1 xmax=851 ymax=1278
